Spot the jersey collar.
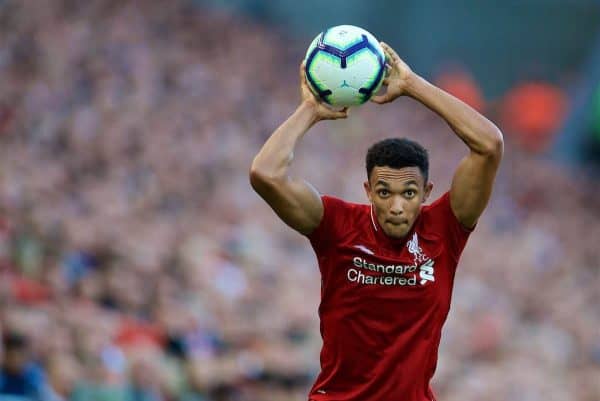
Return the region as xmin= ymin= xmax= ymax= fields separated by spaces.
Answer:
xmin=369 ymin=203 xmax=421 ymax=250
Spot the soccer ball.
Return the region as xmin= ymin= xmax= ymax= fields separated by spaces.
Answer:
xmin=304 ymin=25 xmax=386 ymax=107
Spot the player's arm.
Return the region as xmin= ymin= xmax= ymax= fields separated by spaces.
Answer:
xmin=249 ymin=63 xmax=348 ymax=235
xmin=372 ymin=43 xmax=503 ymax=228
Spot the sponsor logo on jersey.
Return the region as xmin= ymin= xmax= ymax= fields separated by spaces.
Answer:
xmin=347 ymin=234 xmax=435 ymax=287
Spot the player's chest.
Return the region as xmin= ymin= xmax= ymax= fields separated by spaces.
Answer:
xmin=322 ymin=230 xmax=450 ymax=306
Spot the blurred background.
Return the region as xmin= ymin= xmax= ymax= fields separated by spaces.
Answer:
xmin=0 ymin=0 xmax=598 ymax=400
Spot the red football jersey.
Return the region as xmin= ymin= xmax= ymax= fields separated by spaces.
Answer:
xmin=306 ymin=192 xmax=472 ymax=401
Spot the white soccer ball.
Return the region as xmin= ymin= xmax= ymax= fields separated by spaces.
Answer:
xmin=304 ymin=25 xmax=386 ymax=107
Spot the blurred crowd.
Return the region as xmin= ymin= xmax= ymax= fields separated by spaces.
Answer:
xmin=0 ymin=1 xmax=598 ymax=401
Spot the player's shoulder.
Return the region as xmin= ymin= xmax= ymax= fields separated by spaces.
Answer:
xmin=418 ymin=191 xmax=474 ymax=259
xmin=321 ymin=195 xmax=368 ymax=217
xmin=418 ymin=191 xmax=454 ymax=228
xmin=321 ymin=194 xmax=365 ymax=207
xmin=418 ymin=190 xmax=474 ymax=238
xmin=423 ymin=191 xmax=453 ymax=213
xmin=308 ymin=195 xmax=368 ymax=246
xmin=320 ymin=195 xmax=370 ymax=231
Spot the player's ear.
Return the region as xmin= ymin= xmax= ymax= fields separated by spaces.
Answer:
xmin=363 ymin=180 xmax=373 ymax=203
xmin=423 ymin=181 xmax=433 ymax=202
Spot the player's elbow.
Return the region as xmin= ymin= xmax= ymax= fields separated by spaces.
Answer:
xmin=482 ymin=127 xmax=504 ymax=160
xmin=249 ymin=165 xmax=268 ymax=192
xmin=249 ymin=162 xmax=282 ymax=193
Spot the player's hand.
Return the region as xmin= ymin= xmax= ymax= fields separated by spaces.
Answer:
xmin=299 ymin=62 xmax=348 ymax=121
xmin=371 ymin=42 xmax=414 ymax=104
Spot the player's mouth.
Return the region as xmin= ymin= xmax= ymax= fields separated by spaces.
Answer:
xmin=386 ymin=218 xmax=407 ymax=226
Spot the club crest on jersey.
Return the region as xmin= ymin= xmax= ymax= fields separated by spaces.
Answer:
xmin=407 ymin=233 xmax=428 ymax=264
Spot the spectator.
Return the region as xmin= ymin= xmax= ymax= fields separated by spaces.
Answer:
xmin=499 ymin=81 xmax=568 ymax=152
xmin=0 ymin=332 xmax=46 ymax=400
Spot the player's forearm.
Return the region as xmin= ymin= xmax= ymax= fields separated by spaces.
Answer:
xmin=250 ymin=101 xmax=318 ymax=182
xmin=406 ymin=73 xmax=503 ymax=157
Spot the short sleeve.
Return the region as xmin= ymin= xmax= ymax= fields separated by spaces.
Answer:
xmin=425 ymin=191 xmax=474 ymax=261
xmin=306 ymin=195 xmax=351 ymax=254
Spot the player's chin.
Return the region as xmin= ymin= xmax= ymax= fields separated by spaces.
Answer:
xmin=384 ymin=225 xmax=409 ymax=239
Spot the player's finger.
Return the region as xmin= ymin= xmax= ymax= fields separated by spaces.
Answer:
xmin=299 ymin=61 xmax=306 ymax=81
xmin=370 ymin=94 xmax=391 ymax=104
xmin=381 ymin=42 xmax=393 ymax=58
xmin=381 ymin=42 xmax=395 ymax=57
xmin=385 ymin=63 xmax=393 ymax=76
xmin=384 ymin=51 xmax=392 ymax=66
xmin=381 ymin=42 xmax=400 ymax=64
xmin=334 ymin=108 xmax=349 ymax=119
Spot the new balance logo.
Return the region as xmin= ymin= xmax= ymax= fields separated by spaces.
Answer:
xmin=353 ymin=244 xmax=375 ymax=255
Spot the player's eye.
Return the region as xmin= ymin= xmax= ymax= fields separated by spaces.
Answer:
xmin=377 ymin=189 xmax=390 ymax=197
xmin=404 ymin=190 xmax=416 ymax=198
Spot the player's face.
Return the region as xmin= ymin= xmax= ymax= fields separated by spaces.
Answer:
xmin=364 ymin=166 xmax=433 ymax=239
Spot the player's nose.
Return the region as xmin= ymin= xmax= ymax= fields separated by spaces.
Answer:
xmin=389 ymin=197 xmax=404 ymax=215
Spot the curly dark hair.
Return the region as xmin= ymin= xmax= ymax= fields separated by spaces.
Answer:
xmin=365 ymin=138 xmax=429 ymax=183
